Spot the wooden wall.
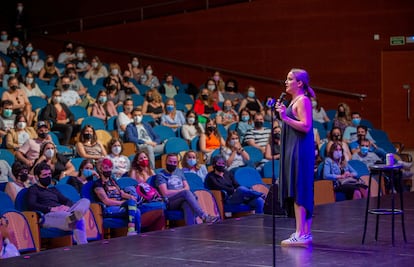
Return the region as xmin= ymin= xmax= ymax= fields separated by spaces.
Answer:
xmin=32 ymin=0 xmax=414 ymax=130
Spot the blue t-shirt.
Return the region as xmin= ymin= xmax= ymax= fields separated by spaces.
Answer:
xmin=155 ymin=168 xmax=186 ymax=190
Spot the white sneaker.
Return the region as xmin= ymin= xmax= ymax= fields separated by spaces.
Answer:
xmin=127 ymin=231 xmax=138 ymax=236
xmin=281 ymin=233 xmax=312 ymax=247
xmin=66 ymin=210 xmax=83 ymax=226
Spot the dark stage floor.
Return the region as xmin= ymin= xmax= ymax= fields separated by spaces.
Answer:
xmin=4 ymin=192 xmax=414 ymax=266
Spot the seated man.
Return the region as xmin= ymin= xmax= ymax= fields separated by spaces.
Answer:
xmin=349 ymin=125 xmax=386 ymax=160
xmin=244 ymin=112 xmax=271 ymax=154
xmin=27 ymin=162 xmax=90 ymax=244
xmin=155 ymin=153 xmax=219 ymax=225
xmin=116 ymin=98 xmax=134 ymax=138
xmin=205 ymin=155 xmax=264 ymax=214
xmin=0 ymin=100 xmax=16 ymax=138
xmin=124 ymin=107 xmax=164 ymax=168
xmin=343 ymin=112 xmax=374 ymax=143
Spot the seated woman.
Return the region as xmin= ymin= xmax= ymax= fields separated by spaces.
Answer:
xmin=127 ymin=56 xmax=144 ymax=83
xmin=91 ymin=90 xmax=117 ymax=121
xmin=93 ymin=158 xmax=141 ymax=236
xmin=105 ymin=138 xmax=130 ymax=180
xmin=181 ymin=150 xmax=208 ymax=181
xmin=159 ymin=73 xmax=178 ymax=99
xmin=333 ymin=102 xmax=352 ymax=134
xmin=221 ymin=79 xmax=243 ymax=107
xmin=38 ymin=55 xmax=61 ymax=83
xmin=325 ymin=127 xmax=352 ymax=161
xmin=84 ymin=56 xmax=108 ymax=85
xmin=32 ymin=141 xmax=76 ymax=182
xmin=67 ymin=159 xmax=98 ymax=194
xmin=216 ymin=99 xmax=239 ymax=128
xmin=140 ymin=64 xmax=160 ymax=89
xmin=205 ymin=155 xmax=264 ymax=214
xmin=199 ymin=118 xmax=225 ymax=163
xmin=323 ymin=141 xmax=368 ymax=200
xmin=2 ymin=61 xmax=24 ymax=89
xmin=221 ymin=130 xmax=249 ymax=171
xmin=238 ymin=86 xmax=263 ymax=116
xmin=264 ymin=126 xmax=282 ymax=160
xmin=142 ymin=88 xmax=164 ymax=124
xmin=20 ymin=71 xmax=46 ymax=98
xmin=6 ymin=114 xmax=37 ymax=150
xmin=25 ymin=50 xmax=44 ymax=76
xmin=181 ymin=110 xmax=204 ymax=143
xmin=236 ymin=107 xmax=254 ymax=144
xmin=4 ymin=161 xmax=36 ymax=202
xmin=106 ymin=77 xmax=125 ymax=108
xmin=40 ymin=88 xmax=75 ymax=145
xmin=76 ymin=125 xmax=107 ymax=160
xmin=312 ymin=98 xmax=330 ymax=124
xmin=71 ymin=46 xmax=90 ymax=74
xmin=161 ymin=98 xmax=185 ymax=132
xmin=129 ymin=151 xmax=155 ymax=183
xmin=193 ymin=88 xmax=220 ymax=120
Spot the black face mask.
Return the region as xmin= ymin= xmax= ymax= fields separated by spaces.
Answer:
xmin=226 ymin=86 xmax=235 ymax=92
xmin=215 ymin=165 xmax=226 ymax=172
xmin=62 ymin=84 xmax=70 ymax=90
xmin=166 ymin=164 xmax=177 ymax=173
xmin=201 ymin=95 xmax=209 ymax=100
xmin=83 ymin=133 xmax=92 ymax=140
xmin=274 ymin=133 xmax=281 ymax=140
xmin=102 ymin=171 xmax=112 ymax=178
xmin=146 ymin=96 xmax=153 ymax=102
xmin=38 ymin=132 xmax=48 ymax=139
xmin=46 ymin=62 xmax=53 ymax=67
xmin=39 ymin=176 xmax=52 ymax=187
xmin=19 ymin=173 xmax=29 ymax=183
xmin=332 ymin=134 xmax=341 ymax=141
xmin=10 ymin=85 xmax=18 ymax=91
xmin=66 ymin=47 xmax=73 ymax=52
xmin=108 ymin=84 xmax=117 ymax=91
xmin=207 ymin=126 xmax=216 ymax=132
xmin=338 ymin=111 xmax=345 ymax=117
xmin=254 ymin=121 xmax=263 ymax=128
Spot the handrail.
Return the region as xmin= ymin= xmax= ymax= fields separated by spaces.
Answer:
xmin=36 ymin=34 xmax=367 ymax=100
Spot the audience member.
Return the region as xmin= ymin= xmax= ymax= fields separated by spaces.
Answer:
xmin=312 ymin=98 xmax=330 ymax=123
xmin=325 ymin=127 xmax=352 ymax=161
xmin=221 ymin=130 xmax=250 ymax=171
xmin=193 ymin=88 xmax=220 ymax=119
xmin=238 ymin=85 xmax=263 ymax=115
xmin=129 ymin=151 xmax=155 ymax=183
xmin=0 ymin=100 xmax=16 ymax=138
xmin=212 ymin=71 xmax=225 ymax=92
xmin=236 ymin=107 xmax=254 ymax=144
xmin=0 ymin=30 xmax=11 ymax=54
xmin=105 ymin=138 xmax=130 ymax=180
xmin=76 ymin=125 xmax=107 ymax=160
xmin=206 ymin=78 xmax=224 ymax=103
xmin=181 ymin=110 xmax=204 ymax=143
xmin=142 ymin=88 xmax=164 ymax=124
xmin=116 ymin=98 xmax=134 ymax=137
xmin=121 ymin=70 xmax=140 ymax=96
xmin=264 ymin=126 xmax=282 ymax=160
xmin=27 ymin=162 xmax=90 ymax=244
xmin=216 ymin=99 xmax=239 ymax=127
xmin=159 ymin=73 xmax=178 ymax=98
xmin=140 ymin=64 xmax=160 ymax=88
xmin=71 ymin=46 xmax=90 ymax=73
xmin=343 ymin=112 xmax=374 ymax=143
xmin=2 ymin=61 xmax=23 ymax=89
xmin=205 ymin=155 xmax=264 ymax=214
xmin=5 ymin=161 xmax=34 ymax=201
xmin=38 ymin=55 xmax=61 ymax=83
xmin=199 ymin=118 xmax=225 ymax=163
xmin=24 ymin=50 xmax=44 ymax=75
xmin=57 ymin=41 xmax=76 ymax=64
xmin=221 ymin=79 xmax=243 ymax=107
xmin=59 ymin=75 xmax=82 ymax=107
xmin=67 ymin=159 xmax=98 ymax=194
xmin=6 ymin=114 xmax=36 ymax=150
xmin=333 ymin=102 xmax=352 ymax=134
xmin=161 ymin=98 xmax=185 ymax=132
xmin=84 ymin=56 xmax=108 ymax=85
xmin=91 ymin=90 xmax=117 ymax=121
xmin=127 ymin=56 xmax=144 ymax=82
xmin=124 ymin=107 xmax=164 ymax=168
xmin=244 ymin=112 xmax=271 ymax=154
xmin=106 ymin=77 xmax=124 ymax=108
xmin=20 ymin=71 xmax=46 ymax=98
xmin=182 ymin=150 xmax=208 ymax=181
xmin=7 ymin=37 xmax=24 ymax=62
xmin=155 ymin=153 xmax=219 ymax=225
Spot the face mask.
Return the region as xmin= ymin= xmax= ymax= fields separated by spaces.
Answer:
xmin=274 ymin=133 xmax=281 ymax=140
xmin=207 ymin=85 xmax=216 ymax=91
xmin=241 ymin=115 xmax=250 ymax=122
xmin=166 ymin=105 xmax=174 ymax=113
xmin=247 ymin=91 xmax=255 ymax=98
xmin=333 ymin=151 xmax=342 ymax=160
xmin=38 ymin=132 xmax=48 ymax=139
xmin=83 ymin=133 xmax=93 ymax=140
xmin=229 ymin=140 xmax=236 ymax=146
xmin=187 ymin=117 xmax=195 ymax=125
xmin=226 ymin=86 xmax=235 ymax=92
xmin=146 ymin=96 xmax=153 ymax=102
xmin=215 ymin=165 xmax=226 ymax=172
xmin=10 ymin=85 xmax=18 ymax=91
xmin=39 ymin=176 xmax=52 ymax=187
xmin=46 ymin=61 xmax=53 ymax=67
xmin=102 ymin=170 xmax=112 ymax=178
xmin=332 ymin=134 xmax=341 ymax=141
xmin=77 ymin=53 xmax=84 ymax=59
xmin=132 ymin=60 xmax=139 ymax=67
xmin=207 ymin=126 xmax=216 ymax=132
xmin=44 ymin=148 xmax=55 ymax=158
xmin=134 ymin=116 xmax=142 ymax=124
xmin=53 ymin=96 xmax=62 ymax=104
xmin=69 ymin=75 xmax=76 ymax=81
xmin=83 ymin=169 xmax=93 ymax=178
xmin=66 ymin=47 xmax=73 ymax=52
xmin=9 ymin=67 xmax=18 ymax=74
xmin=99 ymin=96 xmax=107 ymax=103
xmin=166 ymin=163 xmax=176 ymax=173
xmin=17 ymin=6 xmax=23 ymax=12
xmin=111 ymin=146 xmax=122 ymax=155
xmin=12 ymin=41 xmax=19 ymax=47
xmin=187 ymin=158 xmax=197 ymax=167
xmin=124 ymin=106 xmax=133 ymax=113
xmin=62 ymin=84 xmax=70 ymax=90
xmin=0 ymin=35 xmax=7 ymax=41
xmin=352 ymin=118 xmax=361 ymax=125
xmin=201 ymin=94 xmax=209 ymax=100
xmin=213 ymin=75 xmax=220 ymax=82
xmin=254 ymin=121 xmax=263 ymax=128
xmin=312 ymin=101 xmax=317 ymax=108
xmin=3 ymin=109 xmax=12 ymax=118
xmin=108 ymin=84 xmax=117 ymax=91
xmin=338 ymin=111 xmax=345 ymax=117
xmin=26 ymin=46 xmax=33 ymax=53
xmin=31 ymin=55 xmax=38 ymax=61
xmin=19 ymin=173 xmax=29 ymax=183
xmin=145 ymin=70 xmax=153 ymax=76
xmin=139 ymin=159 xmax=149 ymax=168
xmin=91 ymin=62 xmax=98 ymax=68
xmin=224 ymin=105 xmax=232 ymax=111
xmin=26 ymin=77 xmax=34 ymax=84
xmin=111 ymin=69 xmax=119 ymax=76
xmin=360 ymin=146 xmax=369 ymax=155
xmin=17 ymin=121 xmax=26 ymax=129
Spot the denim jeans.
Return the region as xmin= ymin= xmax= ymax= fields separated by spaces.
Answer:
xmin=227 ymin=186 xmax=265 ymax=214
xmin=167 ymin=190 xmax=205 ymax=225
xmin=43 ymin=198 xmax=90 ymax=244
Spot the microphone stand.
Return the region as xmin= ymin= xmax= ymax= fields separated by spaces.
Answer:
xmin=270 ymin=102 xmax=277 ymax=267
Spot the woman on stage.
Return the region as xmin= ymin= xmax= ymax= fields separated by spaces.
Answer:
xmin=276 ymin=68 xmax=315 ymax=247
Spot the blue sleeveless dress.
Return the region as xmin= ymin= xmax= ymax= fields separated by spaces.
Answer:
xmin=279 ymin=100 xmax=314 ymax=219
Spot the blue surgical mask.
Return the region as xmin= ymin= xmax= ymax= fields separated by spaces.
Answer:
xmin=247 ymin=91 xmax=255 ymax=98
xmin=12 ymin=41 xmax=19 ymax=47
xmin=352 ymin=118 xmax=361 ymax=126
xmin=83 ymin=169 xmax=93 ymax=178
xmin=0 ymin=35 xmax=7 ymax=41
xmin=360 ymin=146 xmax=369 ymax=155
xmin=99 ymin=96 xmax=107 ymax=103
xmin=26 ymin=46 xmax=33 ymax=53
xmin=3 ymin=109 xmax=12 ymax=118
xmin=166 ymin=105 xmax=174 ymax=113
xmin=333 ymin=151 xmax=342 ymax=160
xmin=242 ymin=115 xmax=250 ymax=122
xmin=9 ymin=67 xmax=18 ymax=74
xmin=187 ymin=158 xmax=197 ymax=167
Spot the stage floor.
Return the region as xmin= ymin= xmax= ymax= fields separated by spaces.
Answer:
xmin=4 ymin=192 xmax=414 ymax=266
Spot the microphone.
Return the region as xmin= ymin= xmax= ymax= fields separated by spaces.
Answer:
xmin=266 ymin=92 xmax=287 ymax=109
xmin=278 ymin=92 xmax=287 ymax=104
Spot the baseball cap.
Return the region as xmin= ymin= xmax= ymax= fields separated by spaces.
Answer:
xmin=37 ymin=121 xmax=48 ymax=129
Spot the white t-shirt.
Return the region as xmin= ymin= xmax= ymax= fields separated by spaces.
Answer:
xmin=61 ymin=90 xmax=81 ymax=107
xmin=117 ymin=112 xmax=133 ymax=135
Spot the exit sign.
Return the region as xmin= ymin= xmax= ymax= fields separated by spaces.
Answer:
xmin=390 ymin=36 xmax=405 ymax=46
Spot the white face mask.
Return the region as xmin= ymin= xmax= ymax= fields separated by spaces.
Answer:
xmin=17 ymin=121 xmax=26 ymax=129
xmin=132 ymin=60 xmax=139 ymax=67
xmin=53 ymin=96 xmax=62 ymax=104
xmin=26 ymin=77 xmax=34 ymax=84
xmin=111 ymin=69 xmax=119 ymax=76
xmin=111 ymin=146 xmax=122 ymax=155
xmin=31 ymin=55 xmax=38 ymax=61
xmin=312 ymin=101 xmax=317 ymax=108
xmin=187 ymin=117 xmax=195 ymax=125
xmin=145 ymin=70 xmax=153 ymax=76
xmin=44 ymin=148 xmax=55 ymax=158
xmin=207 ymin=85 xmax=216 ymax=91
xmin=91 ymin=62 xmax=98 ymax=68
xmin=77 ymin=53 xmax=84 ymax=59
xmin=134 ymin=116 xmax=142 ymax=124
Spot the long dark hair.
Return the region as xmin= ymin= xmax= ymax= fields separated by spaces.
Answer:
xmin=186 ymin=110 xmax=202 ymax=135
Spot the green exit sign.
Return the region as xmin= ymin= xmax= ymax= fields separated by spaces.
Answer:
xmin=390 ymin=36 xmax=405 ymax=46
